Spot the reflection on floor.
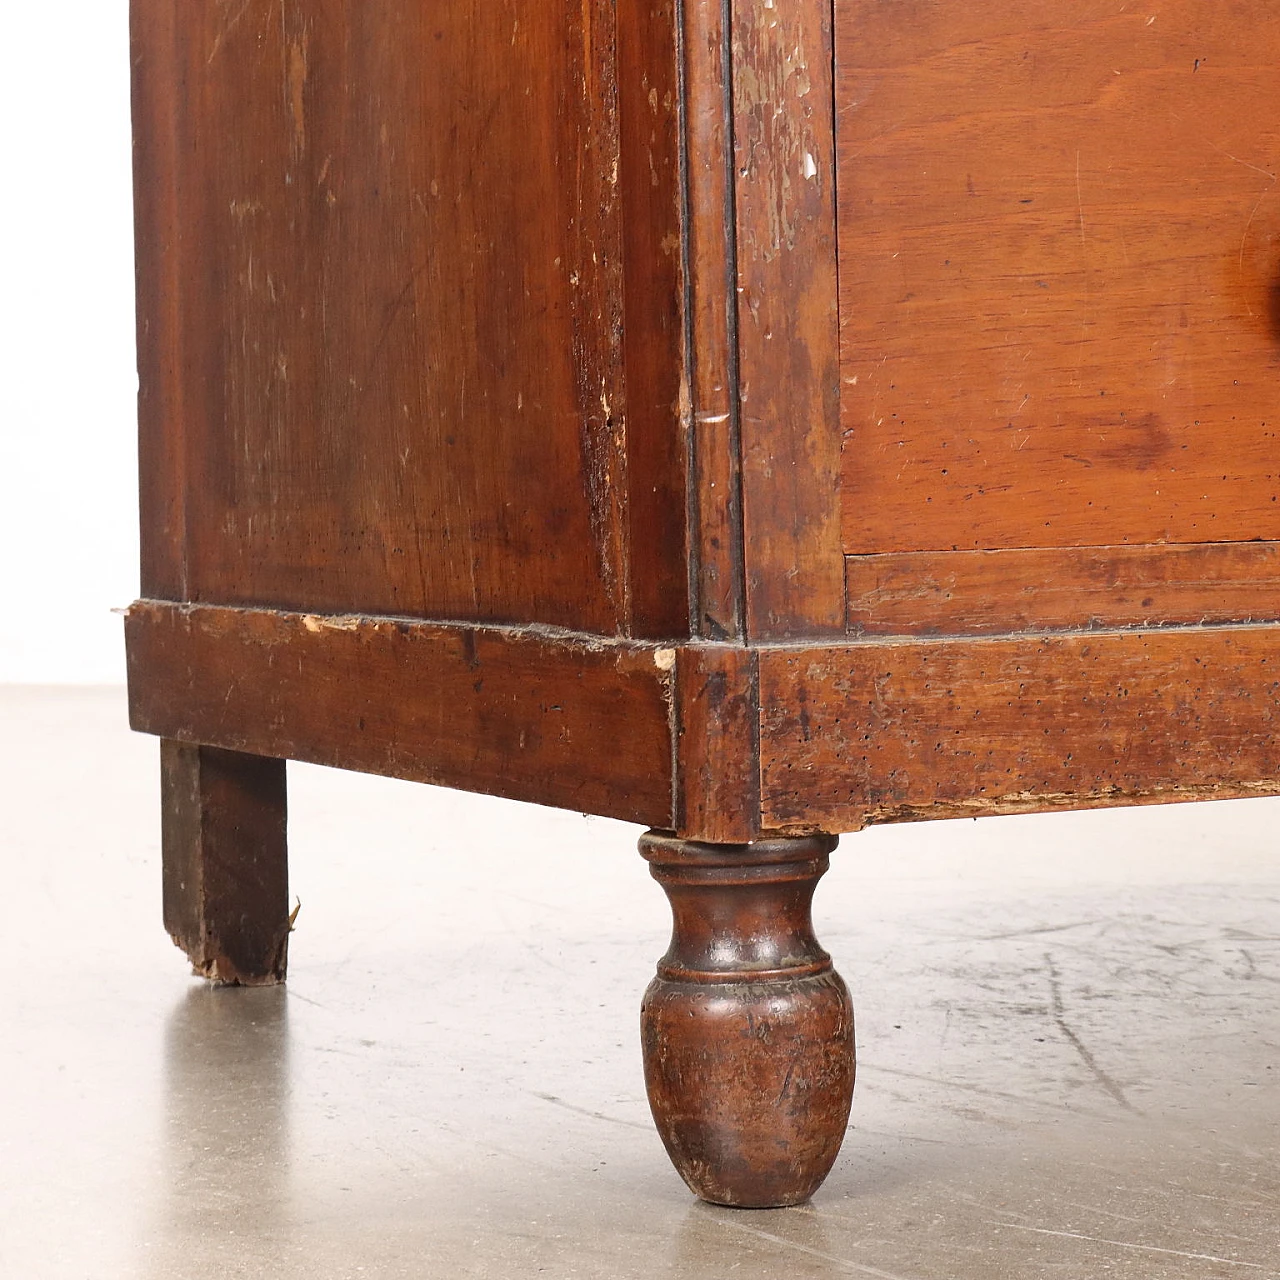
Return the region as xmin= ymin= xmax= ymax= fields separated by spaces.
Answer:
xmin=3 ymin=685 xmax=1278 ymax=1279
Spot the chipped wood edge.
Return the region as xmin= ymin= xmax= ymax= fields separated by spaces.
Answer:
xmin=679 ymin=0 xmax=748 ymax=641
xmin=756 ymin=624 xmax=1280 ymax=834
xmin=848 ymin=780 xmax=1280 ymax=831
xmin=126 ymin=600 xmax=680 ymax=827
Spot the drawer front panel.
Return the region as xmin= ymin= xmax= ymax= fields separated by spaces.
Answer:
xmin=836 ymin=2 xmax=1280 ymax=579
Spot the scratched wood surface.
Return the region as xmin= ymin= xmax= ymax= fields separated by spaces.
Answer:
xmin=129 ymin=0 xmax=1280 ymax=849
xmin=733 ymin=0 xmax=846 ymax=640
xmin=837 ymin=2 xmax=1280 ymax=560
xmin=127 ymin=601 xmax=677 ymax=826
xmin=161 ymin=741 xmax=290 ymax=985
xmin=130 ymin=0 xmax=686 ymax=637
xmin=683 ymin=0 xmax=747 ymax=642
xmin=674 ymin=644 xmax=760 ymax=842
xmin=617 ymin=0 xmax=691 ymax=637
xmin=846 ymin=542 xmax=1280 ymax=636
xmin=759 ymin=626 xmax=1280 ymax=833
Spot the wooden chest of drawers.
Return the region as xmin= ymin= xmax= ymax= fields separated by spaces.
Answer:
xmin=126 ymin=0 xmax=1280 ymax=1206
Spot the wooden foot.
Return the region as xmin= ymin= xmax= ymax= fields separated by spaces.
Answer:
xmin=160 ymin=741 xmax=290 ymax=986
xmin=639 ymin=832 xmax=854 ymax=1208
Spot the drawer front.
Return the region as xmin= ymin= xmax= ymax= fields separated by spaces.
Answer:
xmin=836 ymin=2 xmax=1280 ymax=632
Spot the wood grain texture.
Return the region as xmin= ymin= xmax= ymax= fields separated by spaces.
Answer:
xmin=732 ymin=0 xmax=846 ymax=639
xmin=161 ymin=740 xmax=289 ymax=986
xmin=127 ymin=601 xmax=676 ymax=826
xmin=130 ymin=0 xmax=186 ymax=599
xmin=130 ymin=0 xmax=687 ymax=636
xmin=759 ymin=626 xmax=1280 ymax=832
xmin=837 ymin=1 xmax=1280 ymax=556
xmin=847 ymin=542 xmax=1280 ymax=637
xmin=617 ymin=0 xmax=691 ymax=636
xmin=674 ymin=644 xmax=759 ymax=841
xmin=639 ymin=833 xmax=853 ymax=1208
xmin=682 ymin=0 xmax=747 ymax=641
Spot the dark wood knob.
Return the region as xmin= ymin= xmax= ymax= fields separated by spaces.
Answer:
xmin=639 ymin=831 xmax=855 ymax=1208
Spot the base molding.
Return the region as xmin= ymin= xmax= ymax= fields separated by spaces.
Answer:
xmin=128 ymin=602 xmax=1280 ymax=838
xmin=760 ymin=624 xmax=1280 ymax=832
xmin=126 ymin=600 xmax=677 ymax=827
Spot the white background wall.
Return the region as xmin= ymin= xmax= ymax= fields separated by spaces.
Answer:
xmin=1 ymin=1 xmax=138 ymax=682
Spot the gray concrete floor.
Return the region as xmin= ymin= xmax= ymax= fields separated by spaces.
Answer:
xmin=3 ymin=685 xmax=1279 ymax=1278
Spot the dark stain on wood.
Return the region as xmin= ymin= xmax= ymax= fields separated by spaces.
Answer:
xmin=161 ymin=740 xmax=289 ymax=986
xmin=570 ymin=0 xmax=630 ymax=630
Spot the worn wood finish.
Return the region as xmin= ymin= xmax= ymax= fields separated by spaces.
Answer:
xmin=846 ymin=542 xmax=1280 ymax=637
xmin=130 ymin=0 xmax=186 ymax=599
xmin=838 ymin=1 xmax=1280 ymax=559
xmin=732 ymin=0 xmax=846 ymax=639
xmin=639 ymin=832 xmax=854 ymax=1207
xmin=682 ymin=0 xmax=747 ymax=641
xmin=129 ymin=0 xmax=1280 ymax=1205
xmin=618 ymin=0 xmax=691 ymax=637
xmin=674 ymin=644 xmax=759 ymax=842
xmin=759 ymin=626 xmax=1280 ymax=833
xmin=130 ymin=0 xmax=688 ymax=636
xmin=161 ymin=740 xmax=289 ymax=985
xmin=128 ymin=601 xmax=676 ymax=827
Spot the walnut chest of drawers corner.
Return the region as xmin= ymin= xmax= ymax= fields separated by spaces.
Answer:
xmin=125 ymin=0 xmax=1280 ymax=1206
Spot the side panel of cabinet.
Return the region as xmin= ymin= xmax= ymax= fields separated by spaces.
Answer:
xmin=130 ymin=0 xmax=687 ymax=637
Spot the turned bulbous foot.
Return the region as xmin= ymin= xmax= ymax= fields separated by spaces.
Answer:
xmin=639 ymin=832 xmax=855 ymax=1208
